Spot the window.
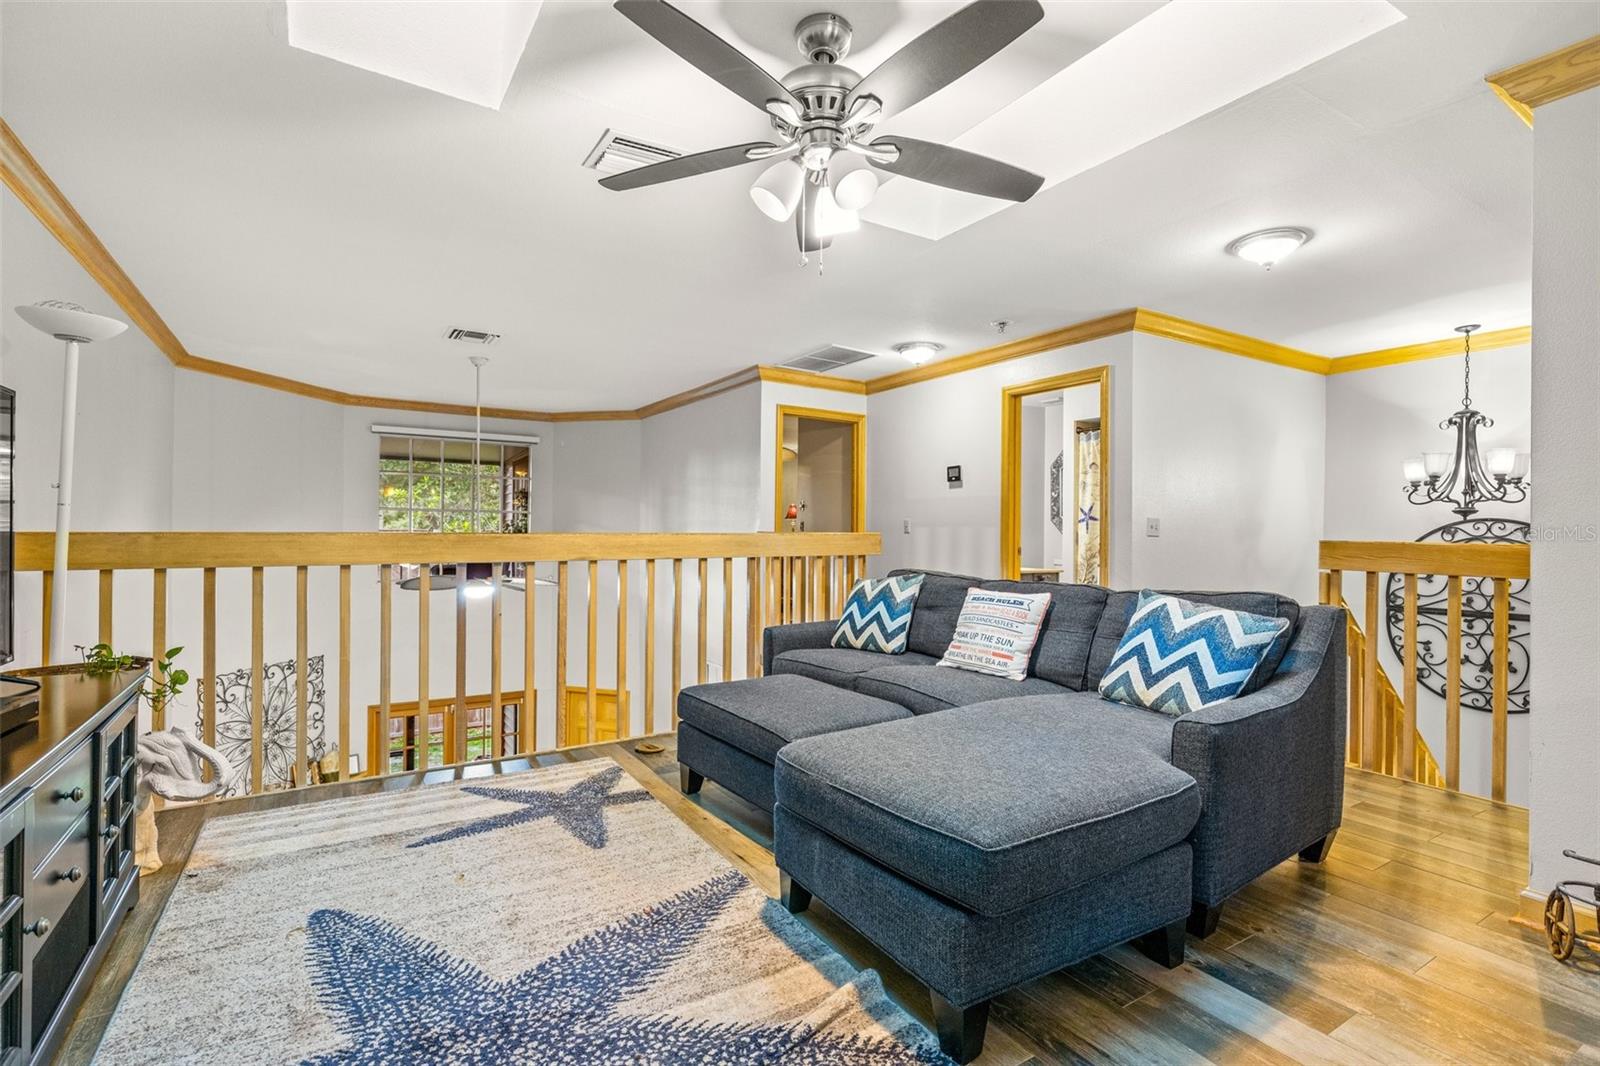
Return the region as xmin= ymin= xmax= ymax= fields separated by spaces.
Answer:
xmin=378 ymin=436 xmax=530 ymax=533
xmin=368 ymin=692 xmax=530 ymax=774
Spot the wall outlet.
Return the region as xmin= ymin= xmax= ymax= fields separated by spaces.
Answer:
xmin=1146 ymin=517 xmax=1161 ymax=537
xmin=903 ymin=519 xmax=911 ymax=534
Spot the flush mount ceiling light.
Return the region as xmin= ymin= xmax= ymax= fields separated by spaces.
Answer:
xmin=893 ymin=341 xmax=943 ymax=366
xmin=1225 ymin=227 xmax=1313 ymax=270
xmin=286 ymin=1 xmax=543 ymax=109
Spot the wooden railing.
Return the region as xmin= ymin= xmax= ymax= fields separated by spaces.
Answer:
xmin=1319 ymin=540 xmax=1530 ymax=802
xmin=15 ymin=531 xmax=879 ymax=796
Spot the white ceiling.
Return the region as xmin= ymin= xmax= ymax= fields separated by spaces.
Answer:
xmin=2 ymin=1 xmax=1593 ymax=412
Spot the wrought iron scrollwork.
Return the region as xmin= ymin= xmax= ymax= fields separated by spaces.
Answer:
xmin=1384 ymin=518 xmax=1530 ymax=714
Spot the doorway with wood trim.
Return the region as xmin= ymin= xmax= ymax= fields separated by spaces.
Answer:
xmin=775 ymin=406 xmax=866 ymax=533
xmin=1000 ymin=367 xmax=1110 ymax=583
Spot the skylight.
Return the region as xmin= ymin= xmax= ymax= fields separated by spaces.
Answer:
xmin=286 ymin=1 xmax=543 ymax=110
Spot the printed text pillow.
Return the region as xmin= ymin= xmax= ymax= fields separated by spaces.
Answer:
xmin=831 ymin=574 xmax=925 ymax=655
xmin=937 ymin=588 xmax=1051 ymax=680
xmin=1099 ymin=590 xmax=1290 ymax=716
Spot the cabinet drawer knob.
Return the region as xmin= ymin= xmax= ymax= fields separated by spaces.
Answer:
xmin=25 ymin=918 xmax=50 ymax=938
xmin=56 ymin=786 xmax=85 ymax=803
xmin=102 ymin=825 xmax=121 ymax=843
xmin=63 ymin=866 xmax=85 ymax=884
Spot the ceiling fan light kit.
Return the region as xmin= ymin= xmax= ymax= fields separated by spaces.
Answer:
xmin=604 ymin=0 xmax=1047 ymax=258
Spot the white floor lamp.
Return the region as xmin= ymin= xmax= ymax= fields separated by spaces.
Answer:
xmin=13 ymin=300 xmax=128 ymax=664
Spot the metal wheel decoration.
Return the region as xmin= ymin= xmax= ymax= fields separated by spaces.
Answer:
xmin=1546 ymin=889 xmax=1577 ymax=961
xmin=1049 ymin=451 xmax=1064 ymax=533
xmin=195 ymin=654 xmax=327 ymax=796
xmin=1385 ymin=518 xmax=1530 ymax=715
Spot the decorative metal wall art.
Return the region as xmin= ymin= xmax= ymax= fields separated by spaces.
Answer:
xmin=195 ymin=654 xmax=327 ymax=796
xmin=1384 ymin=518 xmax=1530 ymax=715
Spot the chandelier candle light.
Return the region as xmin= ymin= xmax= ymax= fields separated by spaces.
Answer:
xmin=1401 ymin=324 xmax=1528 ymax=519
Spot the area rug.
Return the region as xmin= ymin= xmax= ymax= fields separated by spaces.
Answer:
xmin=95 ymin=759 xmax=952 ymax=1065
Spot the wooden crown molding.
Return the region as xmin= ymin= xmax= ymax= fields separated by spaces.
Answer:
xmin=3 ymin=116 xmax=1532 ymax=418
xmin=1487 ymin=34 xmax=1600 ymax=127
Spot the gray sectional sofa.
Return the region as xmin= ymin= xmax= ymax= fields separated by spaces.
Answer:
xmin=676 ymin=569 xmax=1347 ymax=1063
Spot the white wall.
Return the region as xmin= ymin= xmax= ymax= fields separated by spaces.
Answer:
xmin=1020 ymin=404 xmax=1043 ymax=567
xmin=1325 ymin=346 xmax=1532 ymax=803
xmin=642 ymin=383 xmax=762 ymax=533
xmin=868 ymin=333 xmax=1136 ymax=581
xmin=1528 ymin=89 xmax=1599 ymax=896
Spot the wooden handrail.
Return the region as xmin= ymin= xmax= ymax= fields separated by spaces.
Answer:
xmin=1319 ymin=538 xmax=1525 ymax=803
xmin=17 ymin=529 xmax=879 ymax=799
xmin=1319 ymin=540 xmax=1529 ymax=579
xmin=14 ymin=531 xmax=881 ymax=570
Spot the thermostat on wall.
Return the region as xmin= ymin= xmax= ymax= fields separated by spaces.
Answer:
xmin=946 ymin=465 xmax=962 ymax=484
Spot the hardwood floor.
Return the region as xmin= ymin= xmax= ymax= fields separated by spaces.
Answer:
xmin=60 ymin=738 xmax=1597 ymax=1066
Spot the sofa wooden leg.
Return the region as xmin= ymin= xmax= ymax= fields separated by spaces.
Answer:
xmin=679 ymin=766 xmax=704 ymax=795
xmin=930 ymin=992 xmax=989 ymax=1064
xmin=1299 ymin=830 xmax=1337 ymax=863
xmin=1136 ymin=918 xmax=1187 ymax=969
xmin=779 ymin=871 xmax=811 ymax=915
xmin=1187 ymin=901 xmax=1222 ymax=939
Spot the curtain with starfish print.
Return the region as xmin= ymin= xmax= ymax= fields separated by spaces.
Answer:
xmin=1074 ymin=427 xmax=1101 ymax=583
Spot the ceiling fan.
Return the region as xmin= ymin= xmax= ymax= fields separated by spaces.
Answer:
xmin=601 ymin=0 xmax=1047 ymax=253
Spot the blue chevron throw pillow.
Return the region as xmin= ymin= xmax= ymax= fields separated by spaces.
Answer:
xmin=1099 ymin=591 xmax=1290 ymax=716
xmin=830 ymin=574 xmax=925 ymax=655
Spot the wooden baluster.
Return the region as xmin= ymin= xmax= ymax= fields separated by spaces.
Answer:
xmin=491 ymin=564 xmax=503 ymax=758
xmin=250 ymin=567 xmax=265 ymax=793
xmin=454 ymin=571 xmax=467 ymax=764
xmin=1361 ymin=571 xmax=1379 ymax=771
xmin=645 ymin=559 xmax=657 ymax=734
xmin=617 ymin=560 xmax=629 ymax=740
xmin=1445 ymin=574 xmax=1462 ymax=792
xmin=378 ymin=564 xmax=391 ymax=776
xmin=697 ymin=557 xmax=709 ymax=685
xmin=556 ymin=561 xmax=569 ymax=746
xmin=339 ymin=565 xmax=351 ymax=781
xmin=98 ymin=568 xmax=113 ymax=645
xmin=586 ymin=559 xmax=599 ymax=744
xmin=1346 ymin=618 xmax=1361 ymax=764
xmin=39 ymin=571 xmax=52 ymax=666
xmin=1401 ymin=573 xmax=1418 ymax=781
xmin=296 ymin=566 xmax=309 ymax=788
xmin=204 ymin=568 xmax=218 ymax=755
xmin=523 ymin=561 xmax=536 ymax=754
xmin=790 ymin=557 xmax=801 ymax=623
xmin=671 ymin=558 xmax=683 ymax=725
xmin=855 ymin=554 xmax=867 ymax=583
xmin=417 ymin=567 xmax=430 ymax=771
xmin=1492 ymin=576 xmax=1510 ymax=803
xmin=151 ymin=568 xmax=167 ymax=731
xmin=721 ymin=557 xmax=733 ymax=684
xmin=767 ymin=556 xmax=779 ymax=629
xmin=746 ymin=557 xmax=760 ymax=679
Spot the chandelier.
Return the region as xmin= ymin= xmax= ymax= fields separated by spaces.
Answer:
xmin=1401 ymin=324 xmax=1528 ymax=519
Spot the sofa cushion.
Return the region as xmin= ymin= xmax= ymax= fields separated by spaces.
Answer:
xmin=776 ymin=693 xmax=1200 ymax=916
xmin=677 ymin=674 xmax=912 ymax=765
xmin=772 ymin=647 xmax=939 ymax=689
xmin=831 ymin=574 xmax=925 ymax=654
xmin=938 ymin=587 xmax=1053 ymax=680
xmin=981 ymin=579 xmax=1110 ymax=689
xmin=1086 ymin=589 xmax=1301 ymax=692
xmin=857 ymin=663 xmax=1070 ymax=715
xmin=1098 ymin=591 xmax=1291 ymax=715
xmin=889 ymin=569 xmax=982 ymax=658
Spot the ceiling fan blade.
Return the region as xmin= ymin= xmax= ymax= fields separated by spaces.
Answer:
xmin=846 ymin=0 xmax=1043 ymax=121
xmin=614 ymin=0 xmax=800 ymax=115
xmin=600 ymin=141 xmax=778 ymax=191
xmin=868 ymin=137 xmax=1043 ymax=202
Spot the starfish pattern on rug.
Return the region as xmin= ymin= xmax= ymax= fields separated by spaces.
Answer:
xmin=301 ymin=870 xmax=952 ymax=1065
xmin=407 ymin=765 xmax=651 ymax=850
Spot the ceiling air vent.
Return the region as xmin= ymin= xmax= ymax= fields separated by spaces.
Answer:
xmin=583 ymin=129 xmax=682 ymax=175
xmin=779 ymin=344 xmax=878 ymax=374
xmin=444 ymin=328 xmax=500 ymax=345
